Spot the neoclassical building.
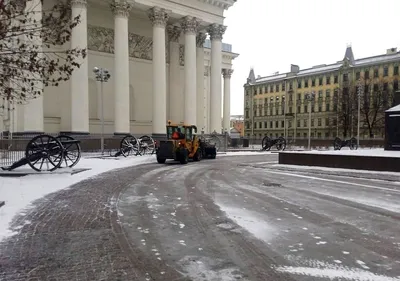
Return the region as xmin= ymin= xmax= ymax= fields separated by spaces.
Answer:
xmin=1 ymin=0 xmax=239 ymax=137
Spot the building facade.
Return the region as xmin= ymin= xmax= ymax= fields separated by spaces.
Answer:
xmin=244 ymin=46 xmax=400 ymax=140
xmin=0 ymin=0 xmax=239 ymax=137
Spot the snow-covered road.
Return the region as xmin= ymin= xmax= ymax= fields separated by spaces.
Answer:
xmin=1 ymin=153 xmax=399 ymax=281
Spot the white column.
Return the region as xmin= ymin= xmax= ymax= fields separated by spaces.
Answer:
xmin=148 ymin=7 xmax=169 ymax=136
xmin=204 ymin=66 xmax=210 ymax=133
xmin=207 ymin=24 xmax=226 ymax=134
xmin=196 ymin=32 xmax=206 ymax=132
xmin=167 ymin=25 xmax=182 ymax=123
xmin=69 ymin=0 xmax=89 ymax=133
xmin=181 ymin=16 xmax=199 ymax=125
xmin=223 ymin=69 xmax=233 ymax=133
xmin=23 ymin=0 xmax=44 ymax=133
xmin=111 ymin=1 xmax=132 ymax=134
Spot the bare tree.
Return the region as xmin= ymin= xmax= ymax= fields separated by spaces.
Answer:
xmin=335 ymin=84 xmax=358 ymax=138
xmin=359 ymin=78 xmax=392 ymax=138
xmin=0 ymin=0 xmax=86 ymax=105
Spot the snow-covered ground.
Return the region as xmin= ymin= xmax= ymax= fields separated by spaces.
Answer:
xmin=0 ymin=155 xmax=156 ymax=242
xmin=0 ymin=151 xmax=264 ymax=242
xmin=281 ymin=148 xmax=400 ymax=158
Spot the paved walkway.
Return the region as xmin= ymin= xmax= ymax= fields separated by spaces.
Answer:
xmin=0 ymin=164 xmax=185 ymax=281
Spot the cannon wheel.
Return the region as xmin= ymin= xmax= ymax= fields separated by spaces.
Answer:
xmin=56 ymin=135 xmax=81 ymax=168
xmin=138 ymin=135 xmax=155 ymax=155
xmin=25 ymin=134 xmax=64 ymax=172
xmin=349 ymin=137 xmax=358 ymax=150
xmin=276 ymin=136 xmax=286 ymax=151
xmin=333 ymin=137 xmax=342 ymax=151
xmin=261 ymin=136 xmax=271 ymax=151
xmin=120 ymin=135 xmax=139 ymax=157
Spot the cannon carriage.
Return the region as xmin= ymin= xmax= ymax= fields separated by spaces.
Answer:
xmin=333 ymin=137 xmax=358 ymax=150
xmin=1 ymin=134 xmax=81 ymax=172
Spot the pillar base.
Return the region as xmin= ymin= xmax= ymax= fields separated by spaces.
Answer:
xmin=12 ymin=131 xmax=44 ymax=138
xmin=59 ymin=131 xmax=90 ymax=136
xmin=114 ymin=132 xmax=131 ymax=136
xmin=151 ymin=133 xmax=167 ymax=142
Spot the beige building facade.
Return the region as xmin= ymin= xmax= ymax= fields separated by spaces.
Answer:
xmin=244 ymin=46 xmax=400 ymax=140
xmin=1 ymin=0 xmax=239 ymax=137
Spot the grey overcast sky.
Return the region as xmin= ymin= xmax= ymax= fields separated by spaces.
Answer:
xmin=222 ymin=0 xmax=400 ymax=115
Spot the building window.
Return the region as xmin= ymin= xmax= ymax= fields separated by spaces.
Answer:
xmin=343 ymin=73 xmax=348 ymax=82
xmin=326 ymin=103 xmax=330 ymax=111
xmin=297 ymin=80 xmax=302 ymax=88
xmin=275 ymin=121 xmax=279 ymax=128
xmin=326 ymin=76 xmax=330 ymax=84
xmin=304 ymin=119 xmax=307 ymax=127
xmin=325 ymin=132 xmax=330 ymax=138
xmin=365 ymin=70 xmax=369 ymax=79
xmin=305 ymin=80 xmax=309 ymax=87
xmin=317 ymin=132 xmax=322 ymax=138
xmin=319 ymin=77 xmax=323 ymax=85
xmin=326 ymin=89 xmax=331 ymax=98
xmin=318 ymin=90 xmax=323 ymax=98
xmin=334 ymin=75 xmax=338 ymax=83
xmin=270 ymin=121 xmax=273 ymax=128
xmin=318 ymin=105 xmax=322 ymax=112
xmin=281 ymin=120 xmax=284 ymax=128
xmin=374 ymin=69 xmax=378 ymax=78
xmin=297 ymin=132 xmax=300 ymax=137
xmin=318 ymin=118 xmax=322 ymax=126
xmin=326 ymin=118 xmax=330 ymax=126
xmin=394 ymin=80 xmax=399 ymax=91
xmin=311 ymin=104 xmax=314 ymax=112
xmin=264 ymin=121 xmax=267 ymax=128
xmin=394 ymin=66 xmax=399 ymax=75
xmin=303 ymin=132 xmax=307 ymax=138
xmin=333 ymin=119 xmax=337 ymax=126
xmin=356 ymin=72 xmax=360 ymax=80
xmin=297 ymin=106 xmax=301 ymax=113
xmin=275 ymin=108 xmax=279 ymax=115
xmin=276 ymin=84 xmax=279 ymax=92
xmin=297 ymin=120 xmax=300 ymax=127
xmin=384 ymin=66 xmax=389 ymax=77
xmin=245 ymin=110 xmax=249 ymax=118
xmin=304 ymin=105 xmax=308 ymax=113
xmin=254 ymin=110 xmax=257 ymax=116
xmin=312 ymin=79 xmax=316 ymax=87
xmin=282 ymin=83 xmax=285 ymax=91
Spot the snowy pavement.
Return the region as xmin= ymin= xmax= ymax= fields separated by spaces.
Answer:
xmin=1 ymin=153 xmax=400 ymax=280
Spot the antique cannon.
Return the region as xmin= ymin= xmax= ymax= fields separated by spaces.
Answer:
xmin=333 ymin=137 xmax=358 ymax=150
xmin=261 ymin=136 xmax=287 ymax=151
xmin=1 ymin=134 xmax=81 ymax=172
xmin=112 ymin=134 xmax=156 ymax=157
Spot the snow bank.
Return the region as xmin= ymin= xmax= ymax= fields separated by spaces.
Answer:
xmin=281 ymin=148 xmax=400 ymax=158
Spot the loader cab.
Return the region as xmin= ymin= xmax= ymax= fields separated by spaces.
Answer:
xmin=166 ymin=123 xmax=196 ymax=142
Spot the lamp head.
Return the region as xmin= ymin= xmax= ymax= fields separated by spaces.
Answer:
xmin=93 ymin=67 xmax=100 ymax=73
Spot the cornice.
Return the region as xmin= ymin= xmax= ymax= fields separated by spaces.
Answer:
xmin=196 ymin=0 xmax=236 ymax=10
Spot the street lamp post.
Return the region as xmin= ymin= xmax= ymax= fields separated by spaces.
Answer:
xmin=357 ymin=79 xmax=363 ymax=148
xmin=305 ymin=91 xmax=315 ymax=150
xmin=93 ymin=67 xmax=111 ymax=155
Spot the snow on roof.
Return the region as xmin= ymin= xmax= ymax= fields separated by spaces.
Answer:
xmin=386 ymin=104 xmax=400 ymax=112
xmin=255 ymin=73 xmax=287 ymax=83
xmin=251 ymin=50 xmax=400 ymax=85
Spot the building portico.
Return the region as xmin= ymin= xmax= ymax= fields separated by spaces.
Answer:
xmin=1 ymin=0 xmax=239 ymax=137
